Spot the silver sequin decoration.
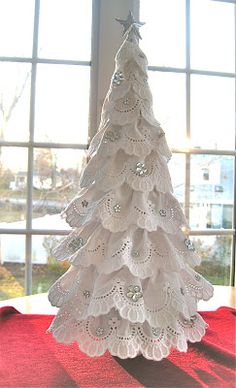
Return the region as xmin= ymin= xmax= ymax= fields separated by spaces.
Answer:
xmin=183 ymin=315 xmax=197 ymax=326
xmin=103 ymin=129 xmax=121 ymax=143
xmin=159 ymin=209 xmax=167 ymax=217
xmin=190 ymin=315 xmax=197 ymax=322
xmin=126 ymin=285 xmax=143 ymax=302
xmin=184 ymin=238 xmax=195 ymax=251
xmin=68 ymin=237 xmax=84 ymax=251
xmin=152 ymin=327 xmax=161 ymax=337
xmin=134 ymin=162 xmax=148 ymax=177
xmin=195 ymin=274 xmax=201 ymax=281
xmin=131 ymin=250 xmax=140 ymax=258
xmin=112 ymin=71 xmax=124 ymax=86
xmin=83 ymin=290 xmax=91 ymax=298
xmin=113 ymin=203 xmax=121 ymax=213
xmin=95 ymin=327 xmax=105 ymax=337
xmin=123 ymin=98 xmax=130 ymax=105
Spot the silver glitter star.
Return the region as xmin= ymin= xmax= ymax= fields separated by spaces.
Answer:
xmin=115 ymin=10 xmax=145 ymax=39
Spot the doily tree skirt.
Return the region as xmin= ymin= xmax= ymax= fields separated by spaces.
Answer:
xmin=47 ymin=12 xmax=214 ymax=361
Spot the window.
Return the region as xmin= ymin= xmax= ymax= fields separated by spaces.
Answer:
xmin=140 ymin=0 xmax=235 ymax=286
xmin=0 ymin=0 xmax=93 ymax=299
xmin=0 ymin=0 xmax=235 ymax=301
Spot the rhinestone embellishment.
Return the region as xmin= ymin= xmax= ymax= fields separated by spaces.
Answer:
xmin=83 ymin=290 xmax=91 ymax=298
xmin=134 ymin=162 xmax=148 ymax=177
xmin=131 ymin=250 xmax=140 ymax=258
xmin=183 ymin=315 xmax=198 ymax=326
xmin=68 ymin=237 xmax=84 ymax=251
xmin=159 ymin=209 xmax=167 ymax=217
xmin=81 ymin=200 xmax=88 ymax=207
xmin=195 ymin=274 xmax=201 ymax=281
xmin=152 ymin=327 xmax=161 ymax=337
xmin=112 ymin=71 xmax=124 ymax=86
xmin=103 ymin=129 xmax=121 ymax=143
xmin=113 ymin=203 xmax=121 ymax=213
xmin=184 ymin=238 xmax=195 ymax=251
xmin=95 ymin=327 xmax=105 ymax=337
xmin=126 ymin=285 xmax=143 ymax=302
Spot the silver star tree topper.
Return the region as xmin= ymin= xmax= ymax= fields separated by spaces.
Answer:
xmin=115 ymin=10 xmax=145 ymax=39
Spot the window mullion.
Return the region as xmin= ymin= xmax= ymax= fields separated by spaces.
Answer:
xmin=230 ymin=4 xmax=236 ymax=286
xmin=25 ymin=0 xmax=40 ymax=295
xmin=184 ymin=0 xmax=191 ymax=223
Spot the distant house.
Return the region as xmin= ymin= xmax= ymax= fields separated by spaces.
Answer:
xmin=9 ymin=171 xmax=62 ymax=190
xmin=9 ymin=171 xmax=27 ymax=190
xmin=172 ymin=155 xmax=233 ymax=230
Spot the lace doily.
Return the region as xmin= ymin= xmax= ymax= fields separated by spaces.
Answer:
xmin=53 ymin=223 xmax=201 ymax=276
xmin=80 ymin=149 xmax=173 ymax=193
xmin=88 ymin=119 xmax=171 ymax=163
xmin=48 ymin=265 xmax=213 ymax=326
xmin=62 ymin=183 xmax=187 ymax=233
xmin=48 ymin=307 xmax=207 ymax=361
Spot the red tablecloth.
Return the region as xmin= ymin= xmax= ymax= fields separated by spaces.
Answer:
xmin=0 ymin=306 xmax=235 ymax=387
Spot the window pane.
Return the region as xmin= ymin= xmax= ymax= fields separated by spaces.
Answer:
xmin=38 ymin=0 xmax=92 ymax=60
xmin=0 ymin=63 xmax=31 ymax=142
xmin=0 ymin=147 xmax=28 ymax=228
xmin=0 ymin=0 xmax=34 ymax=57
xmin=193 ymin=235 xmax=232 ymax=285
xmin=191 ymin=0 xmax=235 ymax=73
xmin=168 ymin=153 xmax=185 ymax=205
xmin=191 ymin=75 xmax=235 ymax=150
xmin=32 ymin=148 xmax=87 ymax=226
xmin=35 ymin=64 xmax=90 ymax=143
xmin=149 ymin=71 xmax=186 ymax=148
xmin=0 ymin=235 xmax=25 ymax=300
xmin=32 ymin=235 xmax=69 ymax=295
xmin=189 ymin=155 xmax=234 ymax=230
xmin=140 ymin=0 xmax=185 ymax=67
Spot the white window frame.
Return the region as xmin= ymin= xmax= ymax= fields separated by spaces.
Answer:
xmin=141 ymin=0 xmax=236 ymax=285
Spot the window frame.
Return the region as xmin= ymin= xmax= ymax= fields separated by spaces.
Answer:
xmin=142 ymin=0 xmax=236 ymax=285
xmin=0 ymin=0 xmax=95 ymax=294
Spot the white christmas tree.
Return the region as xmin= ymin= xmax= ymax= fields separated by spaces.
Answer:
xmin=48 ymin=12 xmax=214 ymax=361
